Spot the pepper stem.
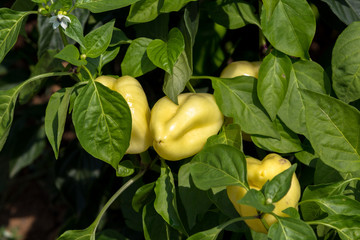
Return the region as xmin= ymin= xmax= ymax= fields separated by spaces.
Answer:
xmin=90 ymin=169 xmax=146 ymax=236
xmin=186 ymin=81 xmax=196 ymax=93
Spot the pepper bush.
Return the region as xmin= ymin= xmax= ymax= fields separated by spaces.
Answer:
xmin=0 ymin=0 xmax=360 ymax=239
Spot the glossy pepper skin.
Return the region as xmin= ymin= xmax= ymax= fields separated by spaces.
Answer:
xmin=95 ymin=75 xmax=152 ymax=154
xmin=226 ymin=153 xmax=301 ymax=233
xmin=220 ymin=60 xmax=261 ymax=79
xmin=150 ymin=93 xmax=224 ymax=161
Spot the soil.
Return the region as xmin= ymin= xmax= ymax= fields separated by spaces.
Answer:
xmin=0 ymin=180 xmax=66 ymax=240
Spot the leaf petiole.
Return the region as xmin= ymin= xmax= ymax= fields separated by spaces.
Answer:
xmin=186 ymin=81 xmax=196 ymax=93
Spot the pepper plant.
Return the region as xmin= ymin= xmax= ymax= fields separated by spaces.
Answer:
xmin=0 ymin=0 xmax=360 ymax=239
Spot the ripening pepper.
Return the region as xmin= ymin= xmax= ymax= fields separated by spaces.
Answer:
xmin=149 ymin=93 xmax=224 ymax=161
xmin=95 ymin=75 xmax=152 ymax=154
xmin=226 ymin=153 xmax=301 ymax=233
xmin=220 ymin=60 xmax=262 ymax=79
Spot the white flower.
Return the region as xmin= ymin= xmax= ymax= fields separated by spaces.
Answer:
xmin=49 ymin=14 xmax=71 ymax=30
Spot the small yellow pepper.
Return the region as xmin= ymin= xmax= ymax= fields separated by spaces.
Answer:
xmin=95 ymin=75 xmax=152 ymax=154
xmin=227 ymin=153 xmax=301 ymax=233
xmin=220 ymin=60 xmax=261 ymax=79
xmin=149 ymin=93 xmax=224 ymax=161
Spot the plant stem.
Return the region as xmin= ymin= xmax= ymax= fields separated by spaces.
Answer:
xmin=260 ymin=215 xmax=270 ymax=231
xmin=91 ymin=169 xmax=146 ymax=236
xmin=186 ymin=81 xmax=196 ymax=93
xmin=59 ymin=28 xmax=69 ymax=46
xmin=190 ymin=75 xmax=213 ymax=80
xmin=82 ymin=65 xmax=94 ymax=81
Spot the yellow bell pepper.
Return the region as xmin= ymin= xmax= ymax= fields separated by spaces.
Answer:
xmin=226 ymin=153 xmax=301 ymax=233
xmin=95 ymin=75 xmax=152 ymax=154
xmin=149 ymin=93 xmax=224 ymax=161
xmin=220 ymin=60 xmax=261 ymax=79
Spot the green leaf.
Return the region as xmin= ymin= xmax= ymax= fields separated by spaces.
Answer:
xmin=0 ymin=8 xmax=33 ymax=63
xmin=49 ymin=0 xmax=72 ymax=12
xmin=332 ymin=21 xmax=360 ymax=103
xmin=64 ymin=14 xmax=85 ymax=48
xmin=126 ymin=0 xmax=161 ymax=25
xmin=257 ymin=50 xmax=291 ymax=120
xmin=55 ymin=44 xmax=87 ymax=66
xmin=282 ymin=207 xmax=300 ymax=219
xmin=109 ymin=28 xmax=131 ymax=47
xmin=294 ymin=139 xmax=319 ymax=166
xmin=0 ymin=72 xmax=71 ymax=152
xmin=300 ymin=89 xmax=360 ymax=172
xmin=306 ymin=195 xmax=360 ymax=217
xmin=178 ymin=163 xmax=213 ymax=229
xmin=142 ymin=202 xmax=183 ymax=240
xmin=208 ymin=187 xmax=240 ymax=219
xmin=190 ymin=144 xmax=248 ymax=190
xmin=132 ymin=182 xmax=155 ymax=213
xmin=237 ymin=189 xmax=275 ymax=213
xmin=263 ymin=164 xmax=297 ymax=203
xmin=321 ymin=0 xmax=360 ymax=25
xmin=98 ymin=47 xmax=120 ymax=74
xmin=260 ymin=0 xmax=316 ymax=59
xmin=180 ymin=3 xmax=199 ymax=71
xmin=75 ymin=0 xmax=141 ymax=13
xmin=160 ymin=0 xmax=196 ymax=13
xmin=163 ymin=51 xmax=192 ymax=103
xmin=278 ymin=60 xmax=330 ymax=136
xmin=268 ymin=216 xmax=317 ymax=240
xmin=31 ymin=0 xmax=47 ymax=3
xmin=300 ymin=179 xmax=353 ymax=220
xmin=45 ymin=87 xmax=73 ymax=159
xmin=57 ymin=224 xmax=95 ymax=240
xmin=147 ymin=28 xmax=185 ymax=75
xmin=154 ymin=161 xmax=188 ymax=235
xmin=121 ymin=37 xmax=156 ymax=78
xmin=81 ymin=20 xmax=114 ymax=58
xmin=252 ymin=117 xmax=303 ymax=154
xmin=205 ymin=123 xmax=242 ymax=151
xmin=187 ymin=218 xmax=244 ymax=240
xmin=314 ymin=159 xmax=346 ymax=185
xmin=205 ymin=0 xmax=260 ymax=29
xmin=211 ymin=76 xmax=279 ymax=139
xmin=307 ymin=215 xmax=360 ymax=240
xmin=72 ymin=82 xmax=132 ymax=171
xmin=116 ymin=160 xmax=135 ymax=177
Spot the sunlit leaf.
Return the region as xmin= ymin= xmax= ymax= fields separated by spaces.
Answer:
xmin=0 ymin=8 xmax=34 ymax=63
xmin=76 ymin=0 xmax=141 ymax=13
xmin=72 ymin=82 xmax=131 ymax=171
xmin=301 ymin=89 xmax=360 ymax=172
xmin=332 ymin=21 xmax=360 ymax=103
xmin=190 ymin=144 xmax=248 ymax=190
xmin=261 ymin=0 xmax=316 ymax=59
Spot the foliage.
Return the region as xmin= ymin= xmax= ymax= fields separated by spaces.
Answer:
xmin=0 ymin=0 xmax=360 ymax=239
